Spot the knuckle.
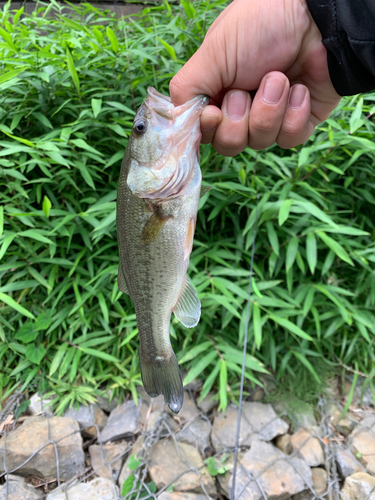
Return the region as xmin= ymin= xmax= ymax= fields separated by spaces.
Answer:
xmin=251 ymin=114 xmax=278 ymax=135
xmin=216 ymin=135 xmax=247 ymax=152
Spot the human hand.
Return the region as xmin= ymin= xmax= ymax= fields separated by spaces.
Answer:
xmin=170 ymin=0 xmax=341 ymax=156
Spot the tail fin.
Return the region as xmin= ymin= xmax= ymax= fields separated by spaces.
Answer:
xmin=139 ymin=350 xmax=183 ymax=414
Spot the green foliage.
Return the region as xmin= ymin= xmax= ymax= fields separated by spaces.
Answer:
xmin=0 ymin=0 xmax=375 ymax=411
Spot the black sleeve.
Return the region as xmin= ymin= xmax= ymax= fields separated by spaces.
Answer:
xmin=306 ymin=0 xmax=375 ymax=96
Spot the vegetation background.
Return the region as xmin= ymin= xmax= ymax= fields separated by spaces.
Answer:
xmin=0 ymin=0 xmax=374 ymax=414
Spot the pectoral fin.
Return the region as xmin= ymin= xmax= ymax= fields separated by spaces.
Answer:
xmin=173 ymin=277 xmax=201 ymax=328
xmin=142 ymin=209 xmax=172 ymax=245
xmin=117 ymin=266 xmax=129 ymax=294
xmin=184 ymin=217 xmax=196 ymax=261
xmin=200 ymin=185 xmax=212 ymax=198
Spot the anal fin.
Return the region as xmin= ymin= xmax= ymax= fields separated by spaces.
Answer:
xmin=173 ymin=277 xmax=201 ymax=328
xmin=117 ymin=266 xmax=129 ymax=294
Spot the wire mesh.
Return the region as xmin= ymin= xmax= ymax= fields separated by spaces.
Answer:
xmin=1 ymin=384 xmax=374 ymax=500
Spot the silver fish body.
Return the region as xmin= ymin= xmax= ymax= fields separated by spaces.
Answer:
xmin=116 ymin=88 xmax=208 ymax=413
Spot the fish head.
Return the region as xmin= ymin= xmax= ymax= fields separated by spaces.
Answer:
xmin=127 ymin=87 xmax=209 ymax=199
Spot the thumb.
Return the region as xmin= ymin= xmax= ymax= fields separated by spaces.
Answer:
xmin=169 ymin=35 xmax=226 ymax=106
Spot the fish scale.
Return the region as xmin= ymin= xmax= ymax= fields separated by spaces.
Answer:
xmin=116 ymin=88 xmax=208 ymax=413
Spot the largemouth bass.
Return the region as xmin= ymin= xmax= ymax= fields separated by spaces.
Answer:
xmin=117 ymin=87 xmax=209 ymax=413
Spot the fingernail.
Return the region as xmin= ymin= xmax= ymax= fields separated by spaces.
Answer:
xmin=226 ymin=90 xmax=248 ymax=120
xmin=288 ymin=85 xmax=307 ymax=109
xmin=262 ymin=76 xmax=285 ymax=104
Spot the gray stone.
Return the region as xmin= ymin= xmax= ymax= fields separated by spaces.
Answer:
xmin=96 ymin=390 xmax=119 ymax=413
xmin=196 ymin=393 xmax=217 ymax=414
xmin=215 ymin=452 xmax=244 ymax=496
xmin=326 ymin=401 xmax=358 ymax=436
xmin=228 ymin=441 xmax=312 ymax=500
xmin=250 ymin=387 xmax=266 ymax=401
xmin=148 ymin=439 xmax=216 ymax=496
xmin=341 ymin=472 xmax=375 ymax=500
xmin=118 ymin=437 xmax=144 ymax=488
xmin=345 ymin=375 xmax=375 ymax=407
xmin=293 ymin=404 xmax=318 ymax=429
xmin=183 ymin=377 xmax=203 ymax=392
xmin=28 ymin=392 xmax=55 ymax=416
xmin=291 ymin=491 xmax=315 ymax=500
xmin=46 ymin=478 xmax=118 ymax=499
xmin=89 ymin=443 xmax=128 ymax=480
xmin=349 ymin=416 xmax=375 ymax=473
xmin=99 ymin=400 xmax=141 ymax=443
xmin=64 ymin=403 xmax=107 ymax=438
xmin=0 ymin=417 xmax=84 ymax=481
xmin=169 ymin=391 xmax=199 ymax=421
xmin=275 ymin=434 xmax=293 ymax=455
xmin=159 ymin=494 xmax=214 ymax=500
xmin=137 ymin=386 xmax=165 ymax=413
xmin=176 ymin=417 xmax=211 ymax=455
xmin=335 ymin=447 xmax=364 ymax=478
xmin=212 ymin=402 xmax=289 ymax=451
xmin=0 ymin=475 xmax=41 ymax=500
xmin=311 ymin=467 xmax=327 ymax=495
xmin=291 ymin=428 xmax=324 ymax=466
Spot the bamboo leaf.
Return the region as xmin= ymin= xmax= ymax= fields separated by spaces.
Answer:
xmin=306 ymin=233 xmax=317 ymax=274
xmin=66 ymin=48 xmax=80 ymax=94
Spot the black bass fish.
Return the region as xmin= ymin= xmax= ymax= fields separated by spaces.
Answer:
xmin=116 ymin=87 xmax=209 ymax=413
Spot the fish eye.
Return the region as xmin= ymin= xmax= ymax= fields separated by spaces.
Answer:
xmin=134 ymin=119 xmax=147 ymax=136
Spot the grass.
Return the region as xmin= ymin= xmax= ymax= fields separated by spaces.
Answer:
xmin=0 ymin=0 xmax=375 ymax=414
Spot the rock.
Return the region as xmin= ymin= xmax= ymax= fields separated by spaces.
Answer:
xmin=28 ymin=392 xmax=55 ymax=416
xmin=215 ymin=452 xmax=244 ymax=496
xmin=250 ymin=387 xmax=265 ymax=401
xmin=0 ymin=475 xmax=41 ymax=500
xmin=160 ymin=414 xmax=179 ymax=436
xmin=176 ymin=417 xmax=211 ymax=456
xmin=345 ymin=375 xmax=375 ymax=407
xmin=143 ymin=409 xmax=164 ymax=432
xmin=291 ymin=492 xmax=314 ymax=500
xmin=293 ymin=404 xmax=317 ymax=430
xmin=99 ymin=400 xmax=141 ymax=443
xmin=341 ymin=472 xmax=375 ymax=500
xmin=148 ymin=440 xmax=216 ymax=496
xmin=64 ymin=403 xmax=107 ymax=438
xmin=228 ymin=441 xmax=312 ymax=500
xmin=46 ymin=477 xmax=118 ymax=499
xmin=326 ymin=401 xmax=358 ymax=436
xmin=0 ymin=417 xmax=84 ymax=481
xmin=183 ymin=378 xmax=203 ymax=393
xmin=196 ymin=393 xmax=217 ymax=414
xmin=96 ymin=390 xmax=119 ymax=413
xmin=89 ymin=443 xmax=128 ymax=480
xmin=118 ymin=437 xmax=144 ymax=488
xmin=159 ymin=494 xmax=214 ymax=500
xmin=169 ymin=391 xmax=199 ymax=421
xmin=275 ymin=434 xmax=293 ymax=455
xmin=137 ymin=386 xmax=165 ymax=413
xmin=335 ymin=447 xmax=364 ymax=478
xmin=291 ymin=428 xmax=324 ymax=466
xmin=311 ymin=467 xmax=327 ymax=495
xmin=349 ymin=416 xmax=375 ymax=473
xmin=212 ymin=402 xmax=289 ymax=451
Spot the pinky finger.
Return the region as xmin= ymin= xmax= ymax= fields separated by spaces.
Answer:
xmin=276 ymin=85 xmax=314 ymax=149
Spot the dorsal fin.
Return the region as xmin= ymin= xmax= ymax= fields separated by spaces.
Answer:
xmin=173 ymin=277 xmax=201 ymax=328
